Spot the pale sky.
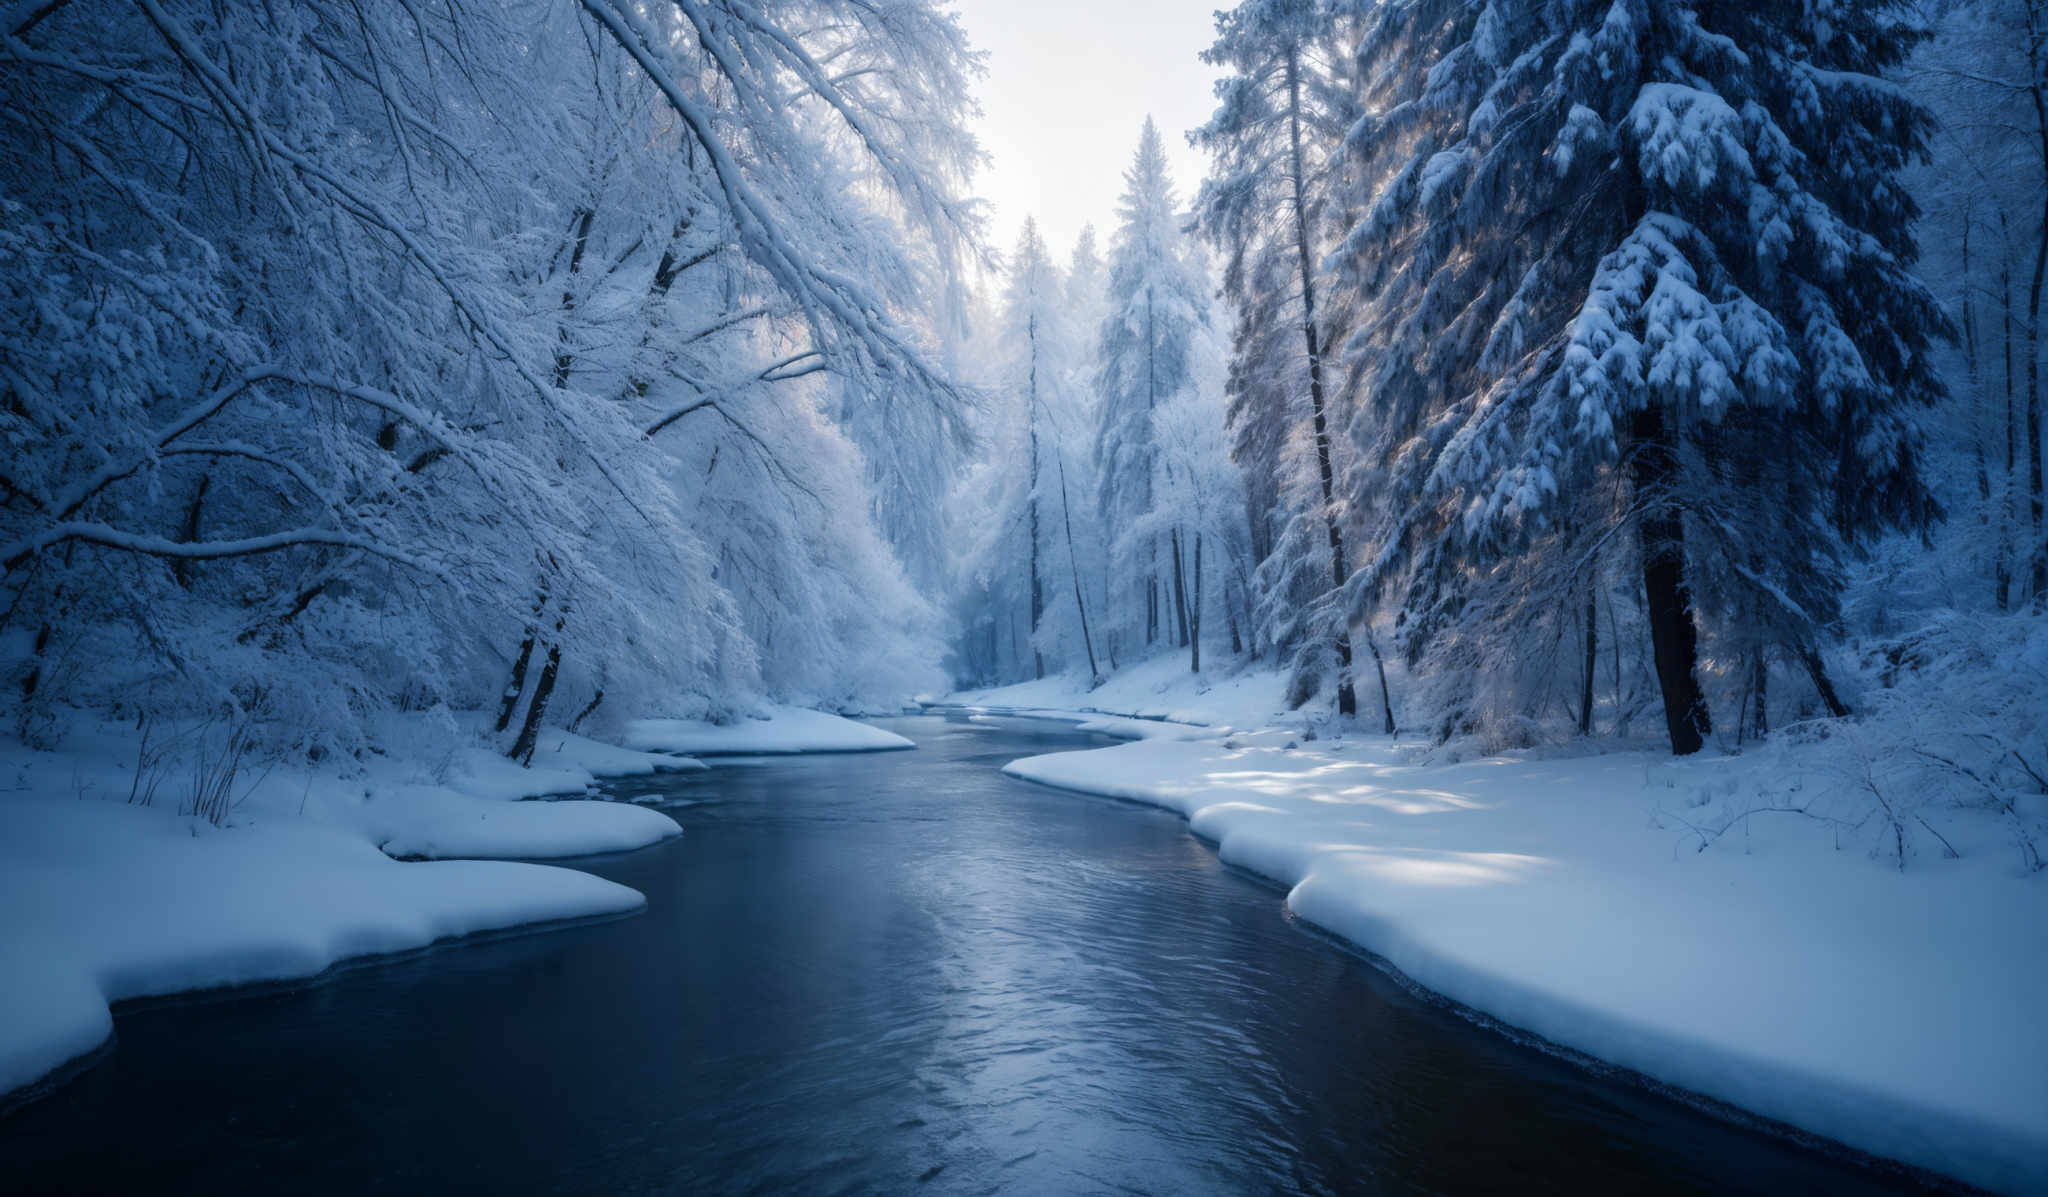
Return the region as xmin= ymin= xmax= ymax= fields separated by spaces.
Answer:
xmin=950 ymin=0 xmax=1223 ymax=266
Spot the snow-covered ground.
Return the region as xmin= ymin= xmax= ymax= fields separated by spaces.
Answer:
xmin=0 ymin=794 xmax=646 ymax=1107
xmin=0 ymin=709 xmax=708 ymax=1108
xmin=986 ymin=682 xmax=2047 ymax=1193
xmin=943 ymin=654 xmax=1291 ymax=732
xmin=626 ymin=704 xmax=915 ymax=755
xmin=952 ymin=655 xmax=2046 ymax=1191
xmin=0 ymin=701 xmax=931 ymax=1111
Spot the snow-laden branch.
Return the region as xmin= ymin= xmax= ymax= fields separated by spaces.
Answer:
xmin=3 ymin=522 xmax=443 ymax=576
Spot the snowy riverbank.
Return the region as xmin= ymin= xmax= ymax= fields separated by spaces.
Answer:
xmin=626 ymin=704 xmax=917 ymax=755
xmin=986 ymin=695 xmax=2046 ymax=1194
xmin=943 ymin=655 xmax=1292 ymax=734
xmin=0 ymin=703 xmax=903 ymax=1110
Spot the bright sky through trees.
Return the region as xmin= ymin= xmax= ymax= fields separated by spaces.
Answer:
xmin=952 ymin=0 xmax=1218 ymax=254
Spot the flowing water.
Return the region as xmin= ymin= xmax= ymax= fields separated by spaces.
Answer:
xmin=0 ymin=714 xmax=1939 ymax=1194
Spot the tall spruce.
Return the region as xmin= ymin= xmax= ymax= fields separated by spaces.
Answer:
xmin=1195 ymin=0 xmax=1393 ymax=724
xmin=1094 ymin=120 xmax=1215 ymax=664
xmin=1330 ymin=0 xmax=1946 ymax=753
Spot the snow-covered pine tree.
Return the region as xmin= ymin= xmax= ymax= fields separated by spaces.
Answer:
xmin=1330 ymin=0 xmax=1947 ymax=754
xmin=947 ymin=219 xmax=1110 ymax=685
xmin=1194 ymin=0 xmax=1396 ymax=724
xmin=1010 ymin=219 xmax=1063 ymax=680
xmin=1130 ymin=300 xmax=1255 ymax=675
xmin=1094 ymin=119 xmax=1216 ymax=667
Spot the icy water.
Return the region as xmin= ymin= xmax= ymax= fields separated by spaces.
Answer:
xmin=2 ymin=714 xmax=1942 ymax=1195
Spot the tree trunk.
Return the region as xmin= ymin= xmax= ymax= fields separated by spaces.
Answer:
xmin=1145 ymin=285 xmax=1161 ymax=647
xmin=552 ymin=206 xmax=595 ymax=388
xmin=173 ymin=474 xmax=209 ymax=589
xmin=1800 ymin=644 xmax=1851 ymax=719
xmin=510 ymin=642 xmax=561 ymax=766
xmin=1578 ymin=587 xmax=1597 ymax=736
xmin=496 ymin=591 xmax=544 ymax=733
xmin=2003 ymin=218 xmax=2020 ymax=611
xmin=568 ymin=685 xmax=605 ymax=734
xmin=1190 ymin=533 xmax=1203 ymax=673
xmin=1751 ymin=653 xmax=1769 ymax=740
xmin=2028 ymin=63 xmax=2048 ymax=601
xmin=1169 ymin=528 xmax=1191 ymax=650
xmin=1961 ymin=208 xmax=2007 ymax=608
xmin=21 ymin=621 xmax=50 ymax=700
xmin=1054 ymin=447 xmax=1100 ymax=681
xmin=1286 ymin=47 xmax=1357 ymax=718
xmin=1630 ymin=408 xmax=1711 ymax=755
xmin=1028 ymin=315 xmax=1045 ymax=680
xmin=1367 ymin=631 xmax=1395 ymax=734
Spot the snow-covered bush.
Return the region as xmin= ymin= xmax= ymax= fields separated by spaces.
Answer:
xmin=1662 ymin=612 xmax=2048 ymax=872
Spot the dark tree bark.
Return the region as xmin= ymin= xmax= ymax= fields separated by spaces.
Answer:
xmin=1751 ymin=653 xmax=1769 ymax=740
xmin=496 ymin=612 xmax=539 ymax=733
xmin=1169 ymin=529 xmax=1191 ymax=649
xmin=1578 ymin=587 xmax=1597 ymax=736
xmin=1054 ymin=447 xmax=1101 ymax=681
xmin=2029 ymin=46 xmax=2048 ymax=601
xmin=1287 ymin=47 xmax=1357 ymax=718
xmin=1800 ymin=644 xmax=1851 ymax=719
xmin=2002 ymin=219 xmax=2020 ymax=611
xmin=552 ymin=206 xmax=595 ymax=388
xmin=173 ymin=474 xmax=209 ymax=589
xmin=568 ymin=686 xmax=605 ymax=734
xmin=21 ymin=622 xmax=50 ymax=700
xmin=1366 ymin=632 xmax=1395 ymax=735
xmin=510 ymin=641 xmax=561 ymax=766
xmin=1630 ymin=408 xmax=1711 ymax=755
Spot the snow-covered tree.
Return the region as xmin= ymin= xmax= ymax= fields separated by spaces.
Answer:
xmin=947 ymin=219 xmax=1107 ymax=684
xmin=1093 ymin=119 xmax=1218 ymax=665
xmin=0 ymin=0 xmax=982 ymax=756
xmin=1194 ymin=0 xmax=1394 ymax=723
xmin=1329 ymin=0 xmax=1948 ymax=754
xmin=1900 ymin=0 xmax=2048 ymax=614
xmin=1128 ymin=315 xmax=1255 ymax=674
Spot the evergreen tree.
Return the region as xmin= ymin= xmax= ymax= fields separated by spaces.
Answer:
xmin=1195 ymin=0 xmax=1394 ymax=724
xmin=1330 ymin=0 xmax=1947 ymax=753
xmin=1094 ymin=119 xmax=1215 ymax=664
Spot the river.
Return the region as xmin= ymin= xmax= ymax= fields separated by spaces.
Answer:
xmin=0 ymin=713 xmax=1936 ymax=1194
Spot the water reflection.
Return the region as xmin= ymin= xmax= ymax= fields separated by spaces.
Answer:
xmin=0 ymin=715 xmax=1936 ymax=1194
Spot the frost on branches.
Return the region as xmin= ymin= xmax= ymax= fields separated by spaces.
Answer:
xmin=1328 ymin=0 xmax=1947 ymax=754
xmin=0 ymin=0 xmax=982 ymax=758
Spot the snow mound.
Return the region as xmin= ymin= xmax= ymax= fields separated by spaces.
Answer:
xmin=363 ymin=790 xmax=681 ymax=860
xmin=0 ymin=796 xmax=646 ymax=1105
xmin=624 ymin=705 xmax=914 ymax=755
xmin=1004 ymin=737 xmax=2048 ymax=1195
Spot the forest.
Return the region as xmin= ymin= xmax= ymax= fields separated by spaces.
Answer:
xmin=1 ymin=1 xmax=2045 ymax=1192
xmin=0 ymin=0 xmax=2040 ymax=774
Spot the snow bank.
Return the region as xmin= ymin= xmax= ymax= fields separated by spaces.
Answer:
xmin=945 ymin=654 xmax=1289 ymax=733
xmin=0 ymin=794 xmax=645 ymax=1105
xmin=1005 ymin=737 xmax=2048 ymax=1194
xmin=2 ymin=715 xmax=688 ymax=863
xmin=0 ymin=709 xmax=696 ymax=1107
xmin=425 ymin=725 xmax=705 ymax=805
xmin=624 ymin=704 xmax=914 ymax=755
